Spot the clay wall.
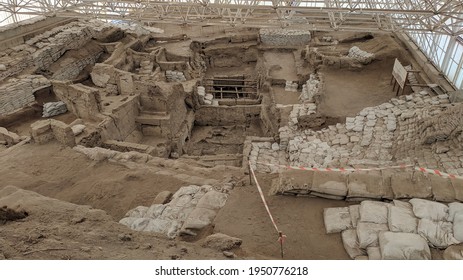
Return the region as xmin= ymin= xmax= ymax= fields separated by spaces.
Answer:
xmin=52 ymin=81 xmax=102 ymax=121
xmin=195 ymin=105 xmax=261 ymax=126
xmin=99 ymin=95 xmax=140 ymax=141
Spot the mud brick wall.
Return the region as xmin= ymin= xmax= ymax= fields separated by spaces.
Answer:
xmin=99 ymin=95 xmax=140 ymax=141
xmin=30 ymin=119 xmax=75 ymax=147
xmin=52 ymin=81 xmax=102 ymax=121
xmin=195 ymin=105 xmax=262 ymax=126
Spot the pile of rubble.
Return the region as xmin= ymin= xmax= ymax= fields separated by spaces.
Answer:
xmin=166 ymin=70 xmax=186 ymax=82
xmin=120 ymin=183 xmax=233 ymax=238
xmin=284 ymin=81 xmax=298 ymax=92
xmin=300 ymin=74 xmax=320 ymax=103
xmin=42 ymin=101 xmax=67 ymax=117
xmin=347 ymin=46 xmax=375 ymax=64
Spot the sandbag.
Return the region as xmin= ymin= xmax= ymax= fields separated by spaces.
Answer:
xmin=125 ymin=206 xmax=149 ymax=218
xmin=417 ymin=219 xmax=459 ymax=248
xmin=341 ymin=229 xmax=366 ymax=259
xmin=429 ymin=175 xmax=455 ymax=203
xmin=448 ymin=202 xmax=463 ymax=222
xmin=393 ymin=200 xmax=412 ymax=209
xmin=347 ymin=171 xmax=387 ymax=199
xmin=349 ymin=205 xmax=360 ymax=228
xmin=409 ymin=198 xmax=449 ymax=221
xmin=379 ymin=231 xmax=431 ymax=260
xmin=311 ymin=172 xmax=347 ymax=197
xmin=391 ymin=172 xmax=432 ymax=199
xmin=310 ymin=191 xmax=345 ymax=200
xmin=388 ymin=205 xmax=418 ymax=233
xmin=450 ymin=178 xmax=463 ymax=202
xmin=454 ymin=212 xmax=463 ymax=242
xmin=323 ymin=207 xmax=352 ymax=233
xmin=357 ymin=222 xmax=389 ymax=249
xmin=367 ymin=247 xmax=381 ymax=260
xmin=359 ymin=201 xmax=389 ymax=224
xmin=443 ymin=244 xmax=463 ymax=260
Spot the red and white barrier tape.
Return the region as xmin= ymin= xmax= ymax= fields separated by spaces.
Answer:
xmin=254 ymin=161 xmax=463 ymax=180
xmin=248 ymin=161 xmax=286 ymax=258
xmin=414 ymin=167 xmax=463 ymax=180
xmin=255 ymin=161 xmax=412 ymax=172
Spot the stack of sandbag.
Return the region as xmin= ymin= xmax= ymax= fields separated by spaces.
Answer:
xmin=324 ymin=199 xmax=463 ymax=260
xmin=275 ymin=169 xmax=463 ymax=203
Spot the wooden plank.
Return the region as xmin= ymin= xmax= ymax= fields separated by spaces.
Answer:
xmin=392 ymin=58 xmax=408 ymax=89
xmin=208 ymin=90 xmax=256 ymax=94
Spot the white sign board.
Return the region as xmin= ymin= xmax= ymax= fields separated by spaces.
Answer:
xmin=392 ymin=58 xmax=408 ymax=89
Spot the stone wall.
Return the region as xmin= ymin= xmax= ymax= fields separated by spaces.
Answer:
xmin=195 ymin=105 xmax=262 ymax=126
xmin=259 ymin=29 xmax=311 ymax=46
xmin=52 ymin=81 xmax=102 ymax=121
xmin=250 ymin=89 xmax=462 ymax=177
xmin=0 ymin=20 xmax=115 ymax=82
xmin=51 ymin=41 xmax=104 ymax=80
xmin=0 ymin=75 xmax=50 ymax=115
xmin=0 ymin=17 xmax=75 ymax=51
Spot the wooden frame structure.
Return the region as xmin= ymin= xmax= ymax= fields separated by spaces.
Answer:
xmin=1 ymin=1 xmax=462 ymax=90
xmin=1 ymin=1 xmax=462 ymax=36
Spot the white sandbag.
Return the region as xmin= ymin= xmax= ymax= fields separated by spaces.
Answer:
xmin=448 ymin=202 xmax=463 ymax=222
xmin=388 ymin=205 xmax=418 ymax=233
xmin=349 ymin=205 xmax=360 ymax=228
xmin=323 ymin=207 xmax=352 ymax=234
xmin=125 ymin=206 xmax=149 ymax=218
xmin=409 ymin=198 xmax=449 ymax=221
xmin=393 ymin=200 xmax=412 ymax=209
xmin=357 ymin=222 xmax=389 ymax=249
xmin=417 ymin=219 xmax=459 ymax=248
xmin=359 ymin=201 xmax=389 ymax=224
xmin=341 ymin=229 xmax=366 ymax=259
xmin=366 ymin=247 xmax=381 ymax=260
xmin=310 ymin=191 xmax=345 ymax=200
xmin=379 ymin=231 xmax=431 ymax=260
xmin=453 ymin=212 xmax=463 ymax=242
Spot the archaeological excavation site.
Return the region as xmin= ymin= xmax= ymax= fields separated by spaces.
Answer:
xmin=1 ymin=1 xmax=463 ymax=261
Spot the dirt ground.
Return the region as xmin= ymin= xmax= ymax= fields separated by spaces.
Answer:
xmin=264 ymin=51 xmax=298 ymax=81
xmin=215 ymin=173 xmax=351 ymax=260
xmin=0 ymin=26 xmax=435 ymax=261
xmin=319 ymin=59 xmax=397 ymax=118
xmin=272 ymin=86 xmax=300 ymax=105
xmin=0 ymin=141 xmax=353 ymax=259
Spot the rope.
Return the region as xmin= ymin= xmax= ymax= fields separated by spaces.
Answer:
xmin=255 ymin=161 xmax=413 ymax=172
xmin=255 ymin=161 xmax=463 ymax=180
xmin=248 ymin=160 xmax=286 ymax=259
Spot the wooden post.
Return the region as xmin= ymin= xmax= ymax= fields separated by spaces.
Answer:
xmin=248 ymin=163 xmax=253 ymax=185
